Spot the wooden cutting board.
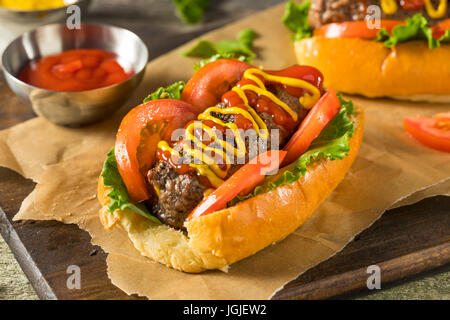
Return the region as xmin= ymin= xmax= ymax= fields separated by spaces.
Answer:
xmin=1 ymin=160 xmax=449 ymax=299
xmin=0 ymin=0 xmax=449 ymax=300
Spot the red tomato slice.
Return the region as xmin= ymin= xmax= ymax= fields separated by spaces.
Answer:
xmin=432 ymin=18 xmax=450 ymax=38
xmin=188 ymin=150 xmax=287 ymax=220
xmin=115 ymin=99 xmax=197 ymax=202
xmin=314 ymin=20 xmax=404 ymax=39
xmin=181 ymin=59 xmax=253 ymax=114
xmin=282 ymin=89 xmax=340 ymax=166
xmin=404 ymin=115 xmax=450 ymax=153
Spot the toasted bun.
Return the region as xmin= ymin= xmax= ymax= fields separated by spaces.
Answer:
xmin=294 ymin=38 xmax=450 ymax=102
xmin=97 ymin=106 xmax=364 ymax=273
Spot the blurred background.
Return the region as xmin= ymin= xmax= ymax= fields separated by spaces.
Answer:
xmin=0 ymin=0 xmax=283 ymax=57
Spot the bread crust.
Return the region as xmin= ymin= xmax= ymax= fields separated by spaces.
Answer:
xmin=294 ymin=38 xmax=450 ymax=101
xmin=97 ymin=106 xmax=364 ymax=273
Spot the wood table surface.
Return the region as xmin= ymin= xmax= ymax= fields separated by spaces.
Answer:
xmin=0 ymin=0 xmax=449 ymax=300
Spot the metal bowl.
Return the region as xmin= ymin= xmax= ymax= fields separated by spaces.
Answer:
xmin=0 ymin=0 xmax=91 ymax=24
xmin=2 ymin=23 xmax=148 ymax=126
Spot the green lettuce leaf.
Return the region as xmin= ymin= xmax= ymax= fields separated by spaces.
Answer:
xmin=143 ymin=81 xmax=186 ymax=103
xmin=238 ymin=28 xmax=258 ymax=48
xmin=182 ymin=28 xmax=258 ymax=67
xmin=101 ymin=148 xmax=161 ymax=224
xmin=193 ymin=53 xmax=250 ymax=72
xmin=314 ymin=93 xmax=354 ymax=141
xmin=439 ymin=29 xmax=450 ymax=43
xmin=183 ymin=40 xmax=218 ymax=57
xmin=172 ymin=0 xmax=210 ymax=24
xmin=377 ymin=13 xmax=450 ymax=49
xmin=282 ymin=0 xmax=313 ymax=41
xmin=230 ymin=94 xmax=355 ymax=205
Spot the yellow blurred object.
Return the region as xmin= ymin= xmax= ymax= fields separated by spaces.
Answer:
xmin=0 ymin=0 xmax=66 ymax=10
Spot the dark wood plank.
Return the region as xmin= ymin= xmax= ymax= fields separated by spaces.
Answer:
xmin=0 ymin=167 xmax=141 ymax=300
xmin=0 ymin=73 xmax=35 ymax=128
xmin=0 ymin=0 xmax=449 ymax=300
xmin=2 ymin=163 xmax=449 ymax=299
xmin=273 ymin=196 xmax=450 ymax=299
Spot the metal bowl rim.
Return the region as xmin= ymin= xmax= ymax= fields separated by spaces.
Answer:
xmin=1 ymin=22 xmax=149 ymax=94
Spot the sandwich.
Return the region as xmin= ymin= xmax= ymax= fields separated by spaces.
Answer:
xmin=284 ymin=0 xmax=450 ymax=102
xmin=97 ymin=59 xmax=364 ymax=272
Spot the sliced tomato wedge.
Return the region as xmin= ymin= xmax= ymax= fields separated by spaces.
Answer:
xmin=181 ymin=59 xmax=253 ymax=114
xmin=432 ymin=18 xmax=450 ymax=38
xmin=404 ymin=114 xmax=450 ymax=153
xmin=282 ymin=89 xmax=340 ymax=166
xmin=314 ymin=20 xmax=404 ymax=39
xmin=115 ymin=99 xmax=197 ymax=202
xmin=188 ymin=150 xmax=287 ymax=220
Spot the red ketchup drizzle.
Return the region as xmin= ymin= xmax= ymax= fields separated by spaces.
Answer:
xmin=264 ymin=65 xmax=324 ymax=98
xmin=156 ymin=148 xmax=192 ymax=175
xmin=222 ymin=66 xmax=324 ymax=132
xmin=156 ymin=65 xmax=324 ymax=189
xmin=400 ymin=0 xmax=425 ymax=11
xmin=155 ymin=148 xmax=215 ymax=189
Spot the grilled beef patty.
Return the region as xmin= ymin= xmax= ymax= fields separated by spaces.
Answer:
xmin=148 ymin=161 xmax=206 ymax=229
xmin=308 ymin=0 xmax=449 ymax=28
xmin=147 ymin=86 xmax=307 ymax=230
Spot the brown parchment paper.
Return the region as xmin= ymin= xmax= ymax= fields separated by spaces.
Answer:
xmin=1 ymin=4 xmax=449 ymax=299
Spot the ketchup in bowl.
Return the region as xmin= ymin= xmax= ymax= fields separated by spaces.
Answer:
xmin=18 ymin=49 xmax=134 ymax=92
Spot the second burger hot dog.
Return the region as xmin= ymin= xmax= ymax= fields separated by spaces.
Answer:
xmin=285 ymin=0 xmax=450 ymax=101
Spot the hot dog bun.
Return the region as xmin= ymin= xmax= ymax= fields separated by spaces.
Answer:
xmin=294 ymin=38 xmax=450 ymax=103
xmin=97 ymin=105 xmax=364 ymax=273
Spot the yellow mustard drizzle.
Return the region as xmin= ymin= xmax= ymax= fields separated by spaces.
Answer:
xmin=158 ymin=137 xmax=226 ymax=188
xmin=424 ymin=0 xmax=447 ymax=18
xmin=381 ymin=0 xmax=398 ymax=15
xmin=241 ymin=68 xmax=320 ymax=109
xmin=203 ymin=188 xmax=214 ymax=198
xmin=184 ymin=121 xmax=231 ymax=179
xmin=155 ymin=68 xmax=321 ymax=188
xmin=0 ymin=0 xmax=65 ymax=10
xmin=153 ymin=185 xmax=160 ymax=196
xmin=198 ymin=108 xmax=258 ymax=158
xmin=189 ymin=164 xmax=225 ymax=188
xmin=381 ymin=0 xmax=446 ymax=18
